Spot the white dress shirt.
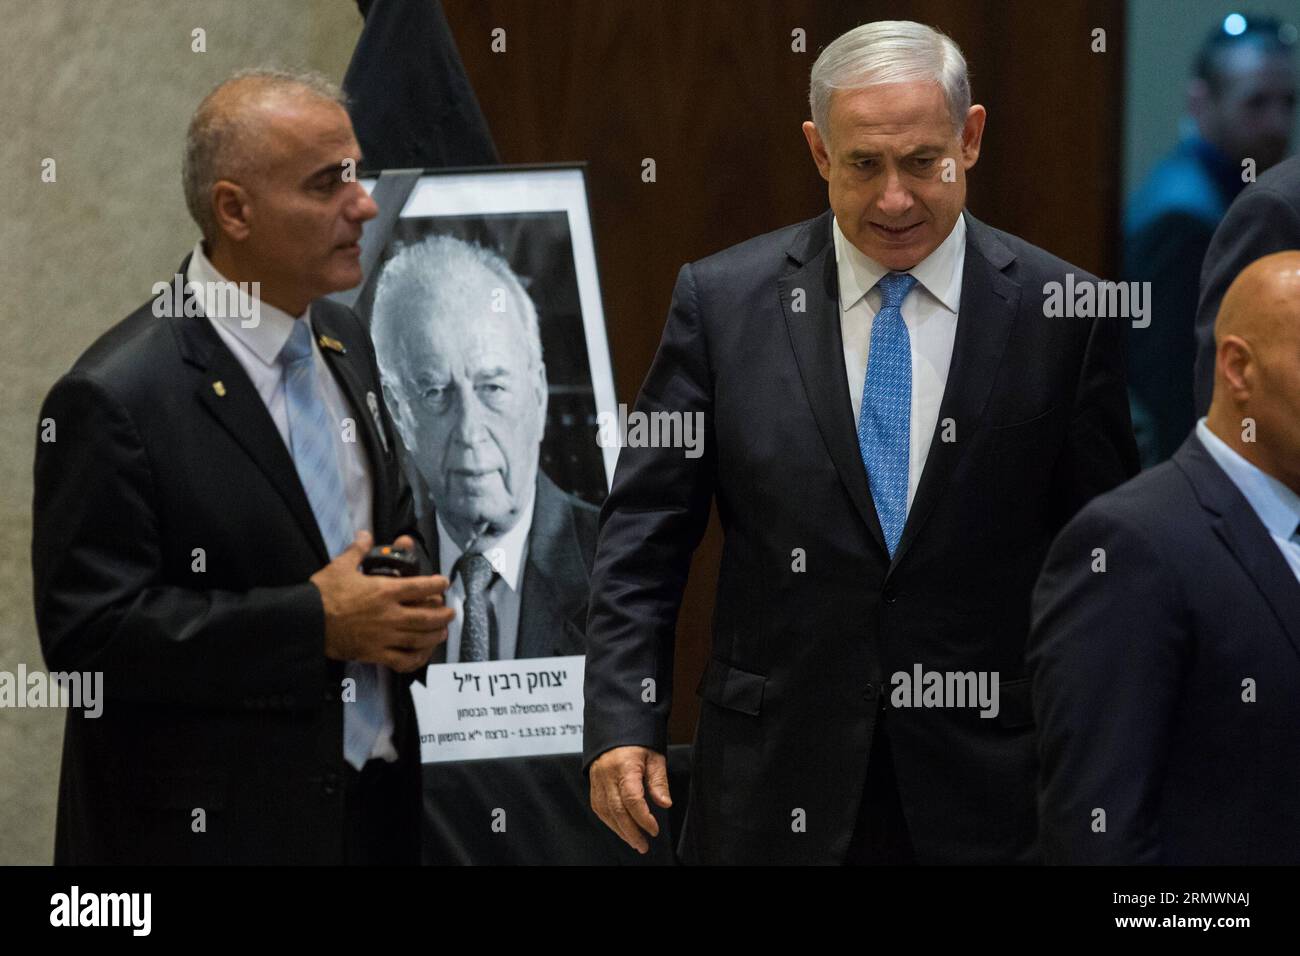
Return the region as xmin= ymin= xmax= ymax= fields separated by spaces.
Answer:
xmin=1196 ymin=419 xmax=1300 ymax=584
xmin=834 ymin=214 xmax=965 ymax=511
xmin=186 ymin=243 xmax=397 ymax=762
xmin=437 ymin=488 xmax=536 ymax=662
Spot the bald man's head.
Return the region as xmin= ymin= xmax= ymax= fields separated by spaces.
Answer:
xmin=1208 ymin=250 xmax=1300 ymax=491
xmin=182 ymin=68 xmax=346 ymax=243
xmin=178 ymin=67 xmax=378 ymax=317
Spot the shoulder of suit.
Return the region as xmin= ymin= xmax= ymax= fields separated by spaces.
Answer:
xmin=57 ymin=294 xmax=185 ymax=407
xmin=688 ymin=213 xmax=826 ymax=277
xmin=971 ymin=217 xmax=1097 ymax=287
xmin=1066 ymin=458 xmax=1195 ymax=547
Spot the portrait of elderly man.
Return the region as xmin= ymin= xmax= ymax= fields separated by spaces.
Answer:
xmin=370 ymin=234 xmax=600 ymax=663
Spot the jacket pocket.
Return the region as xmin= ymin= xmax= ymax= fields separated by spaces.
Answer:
xmin=696 ymin=658 xmax=766 ymax=716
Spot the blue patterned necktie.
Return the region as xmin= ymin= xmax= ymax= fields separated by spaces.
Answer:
xmin=278 ymin=319 xmax=382 ymax=770
xmin=857 ymin=272 xmax=918 ymax=557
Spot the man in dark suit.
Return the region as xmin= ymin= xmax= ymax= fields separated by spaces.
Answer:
xmin=1194 ymin=152 xmax=1300 ymax=415
xmin=370 ymin=235 xmax=600 ymax=663
xmin=1030 ymin=252 xmax=1300 ymax=864
xmin=31 ymin=69 xmax=452 ymax=864
xmin=583 ymin=21 xmax=1138 ymax=864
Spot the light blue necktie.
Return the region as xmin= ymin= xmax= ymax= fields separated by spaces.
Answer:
xmin=279 ymin=319 xmax=383 ymax=770
xmin=857 ymin=272 xmax=918 ymax=557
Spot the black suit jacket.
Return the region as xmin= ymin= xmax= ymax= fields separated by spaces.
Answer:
xmin=1028 ymin=433 xmax=1300 ymax=863
xmin=420 ymin=471 xmax=599 ymax=662
xmin=32 ymin=259 xmax=426 ymax=864
xmin=1194 ymin=154 xmax=1300 ymax=415
xmin=583 ymin=210 xmax=1138 ymax=864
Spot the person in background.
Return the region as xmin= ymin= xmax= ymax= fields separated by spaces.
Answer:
xmin=1124 ymin=14 xmax=1295 ymax=467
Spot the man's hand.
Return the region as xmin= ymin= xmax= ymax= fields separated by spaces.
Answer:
xmin=311 ymin=530 xmax=452 ymax=672
xmin=589 ymin=745 xmax=672 ymax=853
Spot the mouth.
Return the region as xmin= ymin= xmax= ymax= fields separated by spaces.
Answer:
xmin=869 ymin=221 xmax=924 ymax=241
xmin=336 ymin=238 xmax=362 ymax=255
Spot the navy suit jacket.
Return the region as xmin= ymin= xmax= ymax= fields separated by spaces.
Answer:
xmin=1029 ymin=433 xmax=1300 ymax=863
xmin=583 ymin=209 xmax=1138 ymax=864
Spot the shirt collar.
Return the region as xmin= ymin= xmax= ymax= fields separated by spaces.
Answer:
xmin=832 ymin=212 xmax=965 ymax=315
xmin=1197 ymin=419 xmax=1300 ymax=541
xmin=185 ymin=241 xmax=307 ymax=367
xmin=435 ymin=485 xmax=536 ymax=592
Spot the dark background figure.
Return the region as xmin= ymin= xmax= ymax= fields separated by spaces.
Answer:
xmin=1194 ymin=152 xmax=1300 ymax=415
xmin=1124 ymin=14 xmax=1295 ymax=466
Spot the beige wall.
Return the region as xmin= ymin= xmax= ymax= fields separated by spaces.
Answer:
xmin=0 ymin=0 xmax=362 ymax=865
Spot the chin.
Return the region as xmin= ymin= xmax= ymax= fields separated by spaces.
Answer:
xmin=323 ymin=263 xmax=364 ymax=294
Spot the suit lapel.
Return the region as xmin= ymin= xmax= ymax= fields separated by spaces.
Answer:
xmin=779 ymin=212 xmax=887 ymax=554
xmin=311 ymin=302 xmax=393 ymax=541
xmin=517 ymin=474 xmax=590 ymax=658
xmin=1177 ymin=434 xmax=1300 ymax=661
xmin=889 ymin=213 xmax=1021 ymax=572
xmin=171 ymin=271 xmax=330 ymax=564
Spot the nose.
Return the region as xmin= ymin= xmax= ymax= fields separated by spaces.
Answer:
xmin=347 ymin=182 xmax=379 ymax=223
xmin=876 ymin=168 xmax=914 ymax=219
xmin=451 ymin=384 xmax=487 ymax=447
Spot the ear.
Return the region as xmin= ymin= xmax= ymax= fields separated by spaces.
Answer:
xmin=960 ymin=105 xmax=987 ymax=170
xmin=802 ymin=121 xmax=832 ymax=182
xmin=212 ymin=180 xmax=252 ymax=243
xmin=1216 ymin=334 xmax=1255 ymax=403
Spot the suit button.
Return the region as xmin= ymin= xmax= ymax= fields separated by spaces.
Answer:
xmin=322 ymin=771 xmax=340 ymax=796
xmin=864 ymin=683 xmax=877 ymax=701
xmin=883 ymin=588 xmax=898 ymax=605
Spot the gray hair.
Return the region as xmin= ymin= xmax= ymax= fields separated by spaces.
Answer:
xmin=370 ymin=234 xmax=544 ymax=393
xmin=809 ymin=21 xmax=970 ymax=138
xmin=182 ymin=67 xmax=347 ymax=244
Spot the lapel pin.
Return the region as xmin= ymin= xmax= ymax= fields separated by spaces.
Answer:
xmin=366 ymin=390 xmax=390 ymax=454
xmin=318 ymin=335 xmax=346 ymax=354
xmin=212 ymin=381 xmax=226 ymax=397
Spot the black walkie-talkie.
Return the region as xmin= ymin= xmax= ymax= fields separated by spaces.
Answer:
xmin=359 ymin=545 xmax=420 ymax=577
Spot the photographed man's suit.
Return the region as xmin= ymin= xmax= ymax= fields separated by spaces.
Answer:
xmin=583 ymin=209 xmax=1138 ymax=864
xmin=32 ymin=258 xmax=424 ymax=864
xmin=421 ymin=471 xmax=599 ymax=662
xmin=1194 ymin=154 xmax=1300 ymax=415
xmin=1029 ymin=432 xmax=1300 ymax=863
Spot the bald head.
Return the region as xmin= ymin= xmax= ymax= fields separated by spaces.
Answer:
xmin=1208 ymin=250 xmax=1300 ymax=492
xmin=182 ymin=68 xmax=346 ymax=243
xmin=1215 ymin=250 xmax=1300 ymax=347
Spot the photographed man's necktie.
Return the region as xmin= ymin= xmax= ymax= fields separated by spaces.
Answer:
xmin=456 ymin=552 xmax=496 ymax=662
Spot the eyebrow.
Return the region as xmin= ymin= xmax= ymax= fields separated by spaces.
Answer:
xmin=847 ymin=145 xmax=945 ymax=160
xmin=304 ymin=156 xmax=364 ymax=182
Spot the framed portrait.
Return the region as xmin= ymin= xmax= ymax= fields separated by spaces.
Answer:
xmin=352 ymin=164 xmax=616 ymax=766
